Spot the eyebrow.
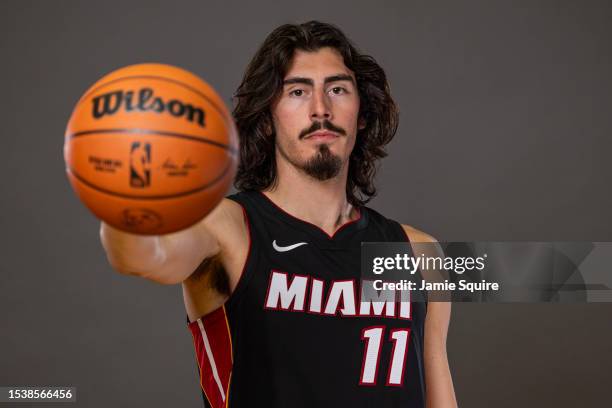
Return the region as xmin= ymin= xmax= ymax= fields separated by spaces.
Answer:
xmin=283 ymin=74 xmax=355 ymax=86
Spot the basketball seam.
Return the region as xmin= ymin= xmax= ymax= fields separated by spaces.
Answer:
xmin=66 ymin=160 xmax=233 ymax=200
xmin=68 ymin=128 xmax=238 ymax=154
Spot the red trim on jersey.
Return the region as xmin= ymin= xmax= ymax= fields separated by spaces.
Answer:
xmin=396 ymin=288 xmax=412 ymax=320
xmin=226 ymin=204 xmax=252 ymax=302
xmin=358 ymin=280 xmax=397 ymax=319
xmin=188 ymin=306 xmax=233 ymax=408
xmin=397 ymin=224 xmax=414 ymax=320
xmin=398 ymin=223 xmax=411 ymax=243
xmin=385 ymin=328 xmax=412 ymax=387
xmin=263 ymin=270 xmax=311 ymax=312
xmin=258 ymin=191 xmax=362 ymax=239
xmin=307 ymin=278 xmax=325 ymax=315
xmin=359 ymin=325 xmax=386 ymax=386
xmin=322 ymin=279 xmax=358 ymax=317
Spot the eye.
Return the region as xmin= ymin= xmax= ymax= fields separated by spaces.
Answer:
xmin=330 ymin=86 xmax=347 ymax=95
xmin=289 ymin=89 xmax=304 ymax=97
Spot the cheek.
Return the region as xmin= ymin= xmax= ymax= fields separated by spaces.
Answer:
xmin=272 ymin=109 xmax=306 ymax=155
xmin=333 ymin=97 xmax=360 ymax=124
xmin=273 ymin=101 xmax=305 ymax=134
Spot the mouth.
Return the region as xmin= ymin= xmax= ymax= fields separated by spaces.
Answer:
xmin=304 ymin=131 xmax=340 ymax=141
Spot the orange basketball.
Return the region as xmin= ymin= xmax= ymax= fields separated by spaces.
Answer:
xmin=64 ymin=63 xmax=238 ymax=235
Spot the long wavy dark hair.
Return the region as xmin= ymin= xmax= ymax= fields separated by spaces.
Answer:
xmin=233 ymin=21 xmax=399 ymax=206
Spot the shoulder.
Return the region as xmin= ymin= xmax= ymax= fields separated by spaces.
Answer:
xmin=400 ymin=224 xmax=442 ymax=268
xmin=401 ymin=224 xmax=438 ymax=244
xmin=202 ymin=197 xmax=249 ymax=255
xmin=361 ymin=207 xmax=437 ymax=243
xmin=400 ymin=225 xmax=452 ymax=338
xmin=203 ymin=197 xmax=246 ymax=230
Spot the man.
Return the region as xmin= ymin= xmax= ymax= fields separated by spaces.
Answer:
xmin=101 ymin=21 xmax=457 ymax=408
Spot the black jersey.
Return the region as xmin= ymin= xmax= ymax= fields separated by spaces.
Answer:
xmin=187 ymin=190 xmax=427 ymax=408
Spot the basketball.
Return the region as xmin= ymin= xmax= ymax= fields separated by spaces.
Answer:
xmin=64 ymin=63 xmax=238 ymax=235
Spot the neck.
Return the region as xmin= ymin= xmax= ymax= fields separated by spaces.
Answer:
xmin=263 ymin=154 xmax=359 ymax=236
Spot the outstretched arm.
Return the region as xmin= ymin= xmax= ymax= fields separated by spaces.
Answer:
xmin=403 ymin=225 xmax=457 ymax=408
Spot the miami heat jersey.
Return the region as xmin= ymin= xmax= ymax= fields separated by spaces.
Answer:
xmin=187 ymin=190 xmax=426 ymax=408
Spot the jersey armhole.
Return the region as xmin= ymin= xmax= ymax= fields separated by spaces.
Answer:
xmin=398 ymin=222 xmax=411 ymax=244
xmin=397 ymin=221 xmax=428 ymax=403
xmin=224 ymin=200 xmax=255 ymax=308
xmin=397 ymin=222 xmax=429 ymax=312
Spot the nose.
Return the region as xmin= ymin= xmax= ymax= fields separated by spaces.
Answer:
xmin=310 ymin=88 xmax=332 ymax=121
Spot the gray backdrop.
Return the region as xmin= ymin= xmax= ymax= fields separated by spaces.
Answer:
xmin=1 ymin=0 xmax=611 ymax=406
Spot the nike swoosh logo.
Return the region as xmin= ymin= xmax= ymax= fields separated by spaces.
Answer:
xmin=272 ymin=240 xmax=308 ymax=252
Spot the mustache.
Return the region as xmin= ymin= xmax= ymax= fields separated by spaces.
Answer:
xmin=299 ymin=120 xmax=347 ymax=139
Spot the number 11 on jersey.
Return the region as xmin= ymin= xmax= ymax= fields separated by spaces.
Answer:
xmin=360 ymin=326 xmax=411 ymax=386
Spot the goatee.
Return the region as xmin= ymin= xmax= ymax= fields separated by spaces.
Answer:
xmin=302 ymin=144 xmax=342 ymax=180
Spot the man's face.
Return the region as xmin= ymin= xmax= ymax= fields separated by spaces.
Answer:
xmin=271 ymin=47 xmax=362 ymax=181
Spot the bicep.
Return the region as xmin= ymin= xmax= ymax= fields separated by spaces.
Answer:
xmin=146 ymin=198 xmax=239 ymax=285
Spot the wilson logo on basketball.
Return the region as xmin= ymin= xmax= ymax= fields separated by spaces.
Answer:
xmin=91 ymin=88 xmax=206 ymax=127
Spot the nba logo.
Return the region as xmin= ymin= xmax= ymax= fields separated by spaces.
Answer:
xmin=130 ymin=142 xmax=151 ymax=188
